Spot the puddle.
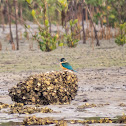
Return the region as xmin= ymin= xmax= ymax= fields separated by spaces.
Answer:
xmin=0 ymin=121 xmax=22 ymax=126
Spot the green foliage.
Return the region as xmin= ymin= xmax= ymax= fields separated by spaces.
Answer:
xmin=86 ymin=0 xmax=103 ymax=7
xmin=23 ymin=31 xmax=29 ymax=39
xmin=45 ymin=20 xmax=49 ymax=27
xmin=93 ymin=12 xmax=102 ymax=24
xmin=25 ymin=0 xmax=80 ymax=51
xmin=89 ymin=0 xmax=126 ymax=26
xmin=57 ymin=0 xmax=68 ymax=11
xmin=25 ymin=0 xmax=59 ymax=52
xmin=69 ymin=19 xmax=78 ymax=27
xmin=115 ymin=35 xmax=126 ymax=46
xmin=24 ymin=0 xmax=59 ymax=23
xmin=38 ymin=32 xmax=57 ymax=52
xmin=24 ymin=24 xmax=30 ymax=29
xmin=26 ymin=0 xmax=33 ymax=4
xmin=115 ymin=23 xmax=126 ymax=46
xmin=33 ymin=30 xmax=58 ymax=52
xmin=66 ymin=35 xmax=79 ymax=48
xmin=66 ymin=19 xmax=79 ymax=47
xmin=86 ymin=0 xmax=126 ymax=45
xmin=31 ymin=9 xmax=36 ymax=17
xmin=59 ymin=42 xmax=64 ymax=47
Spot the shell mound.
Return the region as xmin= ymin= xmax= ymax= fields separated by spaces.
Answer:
xmin=8 ymin=71 xmax=78 ymax=105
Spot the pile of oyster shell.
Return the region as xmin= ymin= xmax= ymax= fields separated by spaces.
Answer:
xmin=23 ymin=115 xmax=126 ymax=125
xmin=23 ymin=116 xmax=67 ymax=125
xmin=8 ymin=103 xmax=55 ymax=114
xmin=9 ymin=71 xmax=78 ymax=105
xmin=0 ymin=102 xmax=9 ymax=110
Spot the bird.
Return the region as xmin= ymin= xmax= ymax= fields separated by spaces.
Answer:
xmin=60 ymin=58 xmax=77 ymax=72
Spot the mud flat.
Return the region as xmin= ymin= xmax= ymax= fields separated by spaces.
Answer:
xmin=0 ymin=37 xmax=126 ymax=125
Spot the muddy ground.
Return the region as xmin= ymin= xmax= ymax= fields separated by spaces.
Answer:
xmin=0 ymin=27 xmax=126 ymax=126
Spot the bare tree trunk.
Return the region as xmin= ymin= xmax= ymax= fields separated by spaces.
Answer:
xmin=0 ymin=2 xmax=5 ymax=31
xmin=82 ymin=8 xmax=86 ymax=44
xmin=85 ymin=6 xmax=88 ymax=22
xmin=6 ymin=0 xmax=13 ymax=43
xmin=71 ymin=2 xmax=74 ymax=39
xmin=47 ymin=5 xmax=51 ymax=33
xmin=89 ymin=7 xmax=100 ymax=46
xmin=43 ymin=0 xmax=47 ymax=26
xmin=83 ymin=1 xmax=100 ymax=46
xmin=91 ymin=24 xmax=94 ymax=49
xmin=0 ymin=41 xmax=2 ymax=51
xmin=19 ymin=3 xmax=22 ymax=20
xmin=14 ymin=0 xmax=19 ymax=50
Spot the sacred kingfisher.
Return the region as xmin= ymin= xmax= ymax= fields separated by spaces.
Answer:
xmin=60 ymin=58 xmax=77 ymax=72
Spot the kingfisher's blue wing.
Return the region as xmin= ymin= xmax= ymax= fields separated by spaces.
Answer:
xmin=62 ymin=62 xmax=74 ymax=71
